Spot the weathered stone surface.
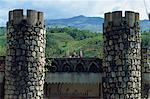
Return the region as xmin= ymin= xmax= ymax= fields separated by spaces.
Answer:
xmin=102 ymin=11 xmax=141 ymax=99
xmin=5 ymin=9 xmax=45 ymax=99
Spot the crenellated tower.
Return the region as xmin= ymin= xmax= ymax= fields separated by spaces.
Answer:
xmin=102 ymin=11 xmax=141 ymax=99
xmin=5 ymin=9 xmax=46 ymax=99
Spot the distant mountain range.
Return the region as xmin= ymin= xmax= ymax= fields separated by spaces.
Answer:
xmin=45 ymin=15 xmax=150 ymax=32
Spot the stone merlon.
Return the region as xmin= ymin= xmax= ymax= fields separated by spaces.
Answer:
xmin=104 ymin=11 xmax=139 ymax=29
xmin=8 ymin=9 xmax=44 ymax=27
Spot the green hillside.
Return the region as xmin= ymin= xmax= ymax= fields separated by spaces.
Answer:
xmin=0 ymin=27 xmax=6 ymax=56
xmin=45 ymin=27 xmax=103 ymax=58
xmin=0 ymin=27 xmax=6 ymax=36
xmin=0 ymin=35 xmax=6 ymax=56
xmin=0 ymin=27 xmax=149 ymax=58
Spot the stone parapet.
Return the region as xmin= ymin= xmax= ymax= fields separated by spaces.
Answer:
xmin=104 ymin=11 xmax=139 ymax=29
xmin=7 ymin=9 xmax=44 ymax=28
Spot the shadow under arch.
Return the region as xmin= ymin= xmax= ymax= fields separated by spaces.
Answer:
xmin=89 ymin=62 xmax=99 ymax=73
xmin=62 ymin=63 xmax=71 ymax=72
xmin=75 ymin=62 xmax=85 ymax=72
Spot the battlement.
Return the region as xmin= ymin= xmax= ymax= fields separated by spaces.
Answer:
xmin=8 ymin=9 xmax=44 ymax=27
xmin=104 ymin=11 xmax=139 ymax=29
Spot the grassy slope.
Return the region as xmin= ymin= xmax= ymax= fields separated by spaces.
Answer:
xmin=0 ymin=29 xmax=103 ymax=58
xmin=0 ymin=28 xmax=149 ymax=58
xmin=0 ymin=35 xmax=6 ymax=56
xmin=46 ymin=32 xmax=103 ymax=58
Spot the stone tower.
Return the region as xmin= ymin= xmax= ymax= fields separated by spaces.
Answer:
xmin=5 ymin=9 xmax=45 ymax=99
xmin=102 ymin=11 xmax=141 ymax=99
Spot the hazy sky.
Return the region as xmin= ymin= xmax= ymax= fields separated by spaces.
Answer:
xmin=0 ymin=0 xmax=150 ymax=26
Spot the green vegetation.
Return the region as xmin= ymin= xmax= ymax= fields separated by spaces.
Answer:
xmin=0 ymin=27 xmax=149 ymax=58
xmin=0 ymin=27 xmax=6 ymax=56
xmin=46 ymin=27 xmax=103 ymax=58
xmin=0 ymin=35 xmax=6 ymax=56
xmin=141 ymin=31 xmax=150 ymax=61
xmin=0 ymin=27 xmax=6 ymax=36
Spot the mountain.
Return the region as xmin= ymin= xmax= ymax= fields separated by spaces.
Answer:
xmin=45 ymin=15 xmax=150 ymax=33
xmin=45 ymin=15 xmax=104 ymax=32
xmin=140 ymin=20 xmax=150 ymax=32
xmin=0 ymin=27 xmax=6 ymax=36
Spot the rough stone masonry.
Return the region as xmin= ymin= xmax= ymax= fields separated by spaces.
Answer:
xmin=102 ymin=11 xmax=141 ymax=99
xmin=5 ymin=9 xmax=46 ymax=99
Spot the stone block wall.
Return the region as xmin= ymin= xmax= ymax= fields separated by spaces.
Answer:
xmin=102 ymin=11 xmax=141 ymax=99
xmin=142 ymin=48 xmax=150 ymax=73
xmin=141 ymin=48 xmax=150 ymax=98
xmin=0 ymin=82 xmax=4 ymax=99
xmin=5 ymin=9 xmax=46 ymax=99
